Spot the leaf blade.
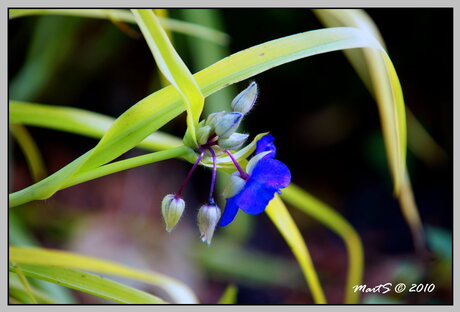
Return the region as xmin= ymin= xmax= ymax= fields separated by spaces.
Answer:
xmin=10 ymin=264 xmax=166 ymax=304
xmin=281 ymin=184 xmax=364 ymax=304
xmin=265 ymin=195 xmax=327 ymax=304
xmin=9 ymin=246 xmax=198 ymax=303
xmin=132 ymin=9 xmax=204 ymax=146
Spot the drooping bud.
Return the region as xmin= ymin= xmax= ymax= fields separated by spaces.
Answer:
xmin=218 ymin=133 xmax=249 ymax=150
xmin=205 ymin=111 xmax=226 ymax=129
xmin=197 ymin=203 xmax=221 ymax=245
xmin=215 ymin=112 xmax=243 ymax=139
xmin=161 ymin=194 xmax=185 ymax=232
xmin=223 ymin=172 xmax=247 ymax=198
xmin=197 ymin=125 xmax=213 ymax=145
xmin=231 ymin=82 xmax=258 ymax=115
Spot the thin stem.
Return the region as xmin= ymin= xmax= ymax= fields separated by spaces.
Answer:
xmin=224 ymin=150 xmax=249 ymax=179
xmin=63 ymin=146 xmax=190 ymax=190
xmin=207 ymin=147 xmax=217 ymax=203
xmin=176 ymin=150 xmax=205 ymax=197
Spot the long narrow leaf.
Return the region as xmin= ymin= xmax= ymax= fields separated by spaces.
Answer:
xmin=8 ymin=9 xmax=230 ymax=45
xmin=10 ymin=27 xmax=398 ymax=208
xmin=10 ymin=263 xmax=166 ymax=304
xmin=9 ymin=124 xmax=47 ymax=182
xmin=281 ymin=184 xmax=364 ymax=304
xmin=314 ymin=9 xmax=424 ymax=252
xmin=217 ymin=285 xmax=238 ymax=304
xmin=9 ymin=101 xmax=183 ymax=151
xmin=265 ymin=196 xmax=327 ymax=304
xmin=9 ymin=246 xmax=198 ymax=303
xmin=132 ymin=9 xmax=204 ymax=146
xmin=9 ymin=273 xmax=56 ymax=304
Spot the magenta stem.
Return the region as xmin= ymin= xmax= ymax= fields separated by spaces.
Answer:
xmin=207 ymin=147 xmax=217 ymax=203
xmin=176 ymin=151 xmax=205 ymax=197
xmin=224 ymin=150 xmax=249 ymax=180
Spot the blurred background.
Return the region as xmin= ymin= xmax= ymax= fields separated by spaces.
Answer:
xmin=9 ymin=9 xmax=452 ymax=304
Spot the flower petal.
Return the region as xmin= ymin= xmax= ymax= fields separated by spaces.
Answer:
xmin=235 ymin=178 xmax=279 ymax=215
xmin=255 ymin=134 xmax=276 ymax=158
xmin=220 ymin=196 xmax=240 ymax=226
xmin=251 ymin=158 xmax=291 ymax=189
xmin=227 ymin=158 xmax=291 ymax=216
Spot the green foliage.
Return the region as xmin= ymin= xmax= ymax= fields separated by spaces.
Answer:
xmin=8 ymin=8 xmax=435 ymax=305
xmin=10 ymin=263 xmax=166 ymax=304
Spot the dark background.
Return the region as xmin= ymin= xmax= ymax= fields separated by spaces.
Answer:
xmin=8 ymin=9 xmax=453 ymax=304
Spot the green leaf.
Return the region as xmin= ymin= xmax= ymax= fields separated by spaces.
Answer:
xmin=11 ymin=263 xmax=38 ymax=303
xmin=314 ymin=8 xmax=424 ymax=253
xmin=265 ymin=195 xmax=327 ymax=304
xmin=315 ymin=10 xmax=406 ymax=193
xmin=9 ymin=9 xmax=230 ymax=45
xmin=9 ymin=246 xmax=198 ymax=303
xmin=10 ymin=263 xmax=166 ymax=304
xmin=9 ymin=101 xmax=183 ymax=151
xmin=10 ymin=26 xmax=399 ymax=208
xmin=132 ymin=9 xmax=204 ymax=146
xmin=281 ymin=183 xmax=364 ymax=304
xmin=9 ymin=124 xmax=47 ymax=182
xmin=217 ymin=285 xmax=238 ymax=304
xmin=10 ymin=15 xmax=83 ymax=101
xmin=9 ymin=273 xmax=56 ymax=304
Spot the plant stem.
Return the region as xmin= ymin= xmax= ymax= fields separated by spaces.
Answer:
xmin=64 ymin=146 xmax=191 ymax=190
xmin=176 ymin=150 xmax=205 ymax=197
xmin=207 ymin=147 xmax=217 ymax=203
xmin=224 ymin=150 xmax=249 ymax=179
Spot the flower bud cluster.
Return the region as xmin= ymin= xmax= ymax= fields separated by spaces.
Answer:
xmin=161 ymin=82 xmax=259 ymax=245
xmin=193 ymin=82 xmax=258 ymax=151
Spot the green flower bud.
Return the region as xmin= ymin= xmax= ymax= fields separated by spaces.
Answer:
xmin=231 ymin=82 xmax=258 ymax=114
xmin=218 ymin=133 xmax=249 ymax=150
xmin=197 ymin=125 xmax=213 ymax=145
xmin=223 ymin=172 xmax=247 ymax=198
xmin=161 ymin=194 xmax=185 ymax=232
xmin=215 ymin=112 xmax=243 ymax=139
xmin=205 ymin=111 xmax=226 ymax=129
xmin=197 ymin=204 xmax=221 ymax=245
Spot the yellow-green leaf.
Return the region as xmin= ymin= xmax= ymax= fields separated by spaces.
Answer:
xmin=8 ymin=9 xmax=230 ymax=45
xmin=314 ymin=8 xmax=424 ymax=252
xmin=132 ymin=9 xmax=204 ymax=146
xmin=281 ymin=184 xmax=364 ymax=304
xmin=9 ymin=124 xmax=47 ymax=182
xmin=217 ymin=285 xmax=238 ymax=304
xmin=265 ymin=195 xmax=327 ymax=304
xmin=10 ymin=263 xmax=166 ymax=304
xmin=9 ymin=246 xmax=198 ymax=303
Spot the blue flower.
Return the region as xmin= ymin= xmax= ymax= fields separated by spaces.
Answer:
xmin=220 ymin=134 xmax=291 ymax=226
